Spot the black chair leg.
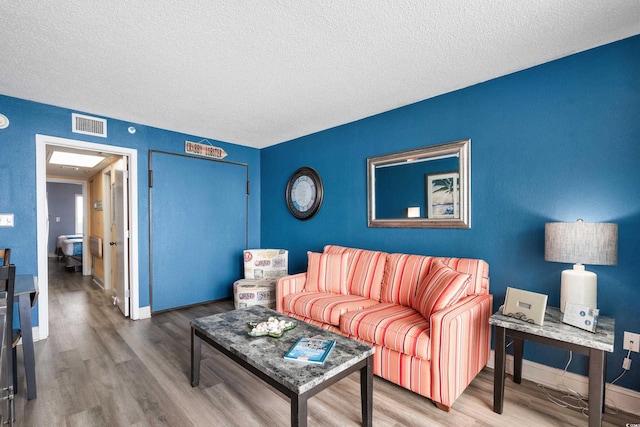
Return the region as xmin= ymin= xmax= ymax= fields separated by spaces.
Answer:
xmin=12 ymin=346 xmax=17 ymax=394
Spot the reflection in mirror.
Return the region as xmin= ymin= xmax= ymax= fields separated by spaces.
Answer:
xmin=367 ymin=139 xmax=471 ymax=228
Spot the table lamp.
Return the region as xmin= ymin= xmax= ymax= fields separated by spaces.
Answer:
xmin=544 ymin=219 xmax=617 ymax=312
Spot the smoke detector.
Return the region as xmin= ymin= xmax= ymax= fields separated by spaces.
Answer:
xmin=0 ymin=114 xmax=9 ymax=129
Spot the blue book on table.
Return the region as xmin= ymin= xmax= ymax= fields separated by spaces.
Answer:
xmin=284 ymin=337 xmax=335 ymax=365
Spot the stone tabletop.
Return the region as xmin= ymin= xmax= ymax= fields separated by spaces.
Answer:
xmin=191 ymin=306 xmax=374 ymax=395
xmin=489 ymin=306 xmax=615 ymax=353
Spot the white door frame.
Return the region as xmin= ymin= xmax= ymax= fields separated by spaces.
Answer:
xmin=36 ymin=134 xmax=141 ymax=340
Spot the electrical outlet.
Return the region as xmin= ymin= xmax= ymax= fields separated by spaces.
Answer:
xmin=623 ymin=331 xmax=640 ymax=352
xmin=0 ymin=214 xmax=14 ymax=227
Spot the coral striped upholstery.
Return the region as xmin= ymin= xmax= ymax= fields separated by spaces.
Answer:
xmin=436 ymin=257 xmax=489 ymax=295
xmin=305 ymin=251 xmax=350 ymax=294
xmin=340 ymin=303 xmax=431 ymax=360
xmin=352 ymin=295 xmax=492 ymax=406
xmin=412 ymin=260 xmax=471 ymax=319
xmin=276 ymin=272 xmax=307 ymax=313
xmin=371 ymin=344 xmax=432 ymax=398
xmin=283 ymin=312 xmax=343 ymax=335
xmin=430 ymin=294 xmax=493 ymax=408
xmin=282 ymin=292 xmax=380 ymax=326
xmin=380 ymin=253 xmax=433 ymax=307
xmin=276 ymin=246 xmax=491 ymax=410
xmin=324 ymin=245 xmax=387 ymax=300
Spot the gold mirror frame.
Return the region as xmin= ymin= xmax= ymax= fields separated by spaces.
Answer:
xmin=367 ymin=139 xmax=471 ymax=229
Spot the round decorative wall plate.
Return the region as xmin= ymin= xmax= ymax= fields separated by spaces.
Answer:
xmin=286 ymin=167 xmax=323 ymax=220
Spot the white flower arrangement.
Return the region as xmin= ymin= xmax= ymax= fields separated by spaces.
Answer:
xmin=248 ymin=317 xmax=296 ymax=338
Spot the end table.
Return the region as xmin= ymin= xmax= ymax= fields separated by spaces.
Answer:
xmin=489 ymin=306 xmax=614 ymax=427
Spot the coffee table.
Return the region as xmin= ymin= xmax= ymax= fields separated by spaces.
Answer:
xmin=191 ymin=305 xmax=374 ymax=427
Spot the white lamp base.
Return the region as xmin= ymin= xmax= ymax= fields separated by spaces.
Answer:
xmin=560 ymin=264 xmax=597 ymax=312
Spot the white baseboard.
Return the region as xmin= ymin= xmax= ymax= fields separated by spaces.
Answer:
xmin=138 ymin=305 xmax=151 ymax=319
xmin=488 ymin=350 xmax=640 ymax=416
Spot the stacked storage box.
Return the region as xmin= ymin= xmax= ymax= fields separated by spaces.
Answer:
xmin=233 ymin=249 xmax=288 ymax=309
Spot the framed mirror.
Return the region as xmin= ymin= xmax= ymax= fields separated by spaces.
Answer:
xmin=367 ymin=139 xmax=471 ymax=228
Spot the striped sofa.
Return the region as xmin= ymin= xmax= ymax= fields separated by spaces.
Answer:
xmin=276 ymin=245 xmax=492 ymax=411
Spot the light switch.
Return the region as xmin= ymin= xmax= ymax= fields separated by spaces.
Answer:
xmin=0 ymin=214 xmax=14 ymax=227
xmin=56 ymin=217 xmax=61 ymax=222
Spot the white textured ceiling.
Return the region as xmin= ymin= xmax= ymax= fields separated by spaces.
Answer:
xmin=2 ymin=1 xmax=639 ymax=149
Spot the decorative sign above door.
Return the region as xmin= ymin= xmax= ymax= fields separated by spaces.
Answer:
xmin=185 ymin=140 xmax=228 ymax=159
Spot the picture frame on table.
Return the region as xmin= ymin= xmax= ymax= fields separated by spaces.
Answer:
xmin=426 ymin=171 xmax=460 ymax=219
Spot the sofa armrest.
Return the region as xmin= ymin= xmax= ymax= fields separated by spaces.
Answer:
xmin=275 ymin=273 xmax=307 ymax=313
xmin=429 ymin=293 xmax=493 ymax=409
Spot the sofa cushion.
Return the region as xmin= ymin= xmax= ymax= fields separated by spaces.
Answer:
xmin=324 ymin=245 xmax=387 ymax=300
xmin=435 ymin=257 xmax=490 ymax=295
xmin=282 ymin=292 xmax=380 ymax=326
xmin=340 ymin=303 xmax=431 ymax=360
xmin=380 ymin=253 xmax=434 ymax=307
xmin=305 ymin=251 xmax=350 ymax=294
xmin=412 ymin=260 xmax=470 ymax=319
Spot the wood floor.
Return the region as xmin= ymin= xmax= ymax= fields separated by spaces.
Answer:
xmin=12 ymin=259 xmax=636 ymax=426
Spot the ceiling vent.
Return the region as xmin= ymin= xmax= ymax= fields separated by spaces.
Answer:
xmin=72 ymin=113 xmax=107 ymax=138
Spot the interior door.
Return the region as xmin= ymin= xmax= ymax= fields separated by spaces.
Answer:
xmin=112 ymin=158 xmax=129 ymax=316
xmin=149 ymin=151 xmax=248 ymax=312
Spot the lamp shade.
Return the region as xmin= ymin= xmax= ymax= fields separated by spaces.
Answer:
xmin=544 ymin=220 xmax=618 ymax=266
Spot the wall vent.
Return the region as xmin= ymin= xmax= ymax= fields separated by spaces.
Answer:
xmin=72 ymin=113 xmax=107 ymax=137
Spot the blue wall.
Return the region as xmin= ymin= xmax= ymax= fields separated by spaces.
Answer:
xmin=261 ymin=35 xmax=640 ymax=391
xmin=0 ymin=95 xmax=262 ymax=308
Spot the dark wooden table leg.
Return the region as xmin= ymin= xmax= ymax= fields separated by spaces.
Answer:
xmin=361 ymin=356 xmax=373 ymax=426
xmin=493 ymin=325 xmax=506 ymax=414
xmin=190 ymin=327 xmax=201 ymax=387
xmin=18 ymin=293 xmax=37 ymax=400
xmin=291 ymin=393 xmax=308 ymax=427
xmin=588 ymin=348 xmax=605 ymax=427
xmin=513 ymin=337 xmax=524 ymax=384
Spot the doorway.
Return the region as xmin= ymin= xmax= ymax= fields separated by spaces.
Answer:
xmin=36 ymin=134 xmax=140 ymax=340
xmin=46 ymin=178 xmax=87 ymax=272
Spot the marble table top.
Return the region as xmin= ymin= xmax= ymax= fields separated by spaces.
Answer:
xmin=191 ymin=306 xmax=374 ymax=394
xmin=489 ymin=306 xmax=615 ymax=352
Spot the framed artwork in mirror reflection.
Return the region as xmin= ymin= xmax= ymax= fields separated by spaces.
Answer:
xmin=426 ymin=171 xmax=459 ymax=219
